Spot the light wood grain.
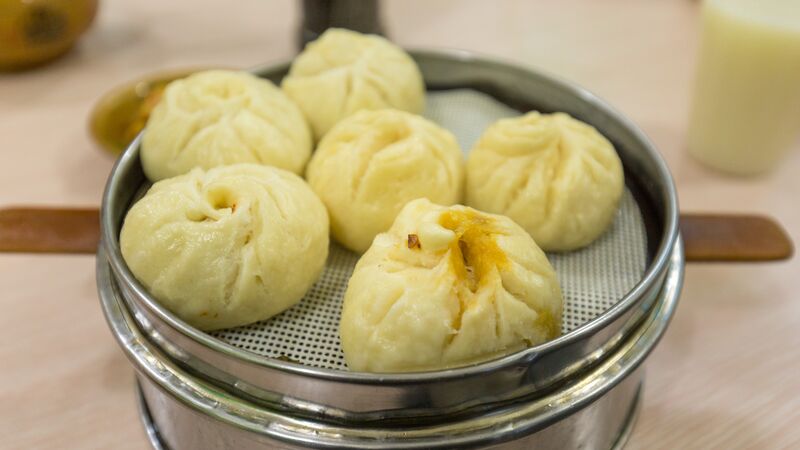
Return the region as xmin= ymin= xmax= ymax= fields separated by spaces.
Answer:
xmin=0 ymin=1 xmax=798 ymax=449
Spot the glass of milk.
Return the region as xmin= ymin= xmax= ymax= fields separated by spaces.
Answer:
xmin=687 ymin=0 xmax=800 ymax=175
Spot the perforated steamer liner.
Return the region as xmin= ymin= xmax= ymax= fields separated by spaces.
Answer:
xmin=100 ymin=50 xmax=679 ymax=420
xmin=211 ymin=89 xmax=648 ymax=370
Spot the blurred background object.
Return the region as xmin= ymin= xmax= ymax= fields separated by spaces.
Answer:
xmin=88 ymin=68 xmax=207 ymax=155
xmin=299 ymin=0 xmax=383 ymax=47
xmin=688 ymin=0 xmax=800 ymax=175
xmin=0 ymin=0 xmax=98 ymax=70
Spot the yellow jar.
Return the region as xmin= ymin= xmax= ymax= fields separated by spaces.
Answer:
xmin=0 ymin=0 xmax=98 ymax=70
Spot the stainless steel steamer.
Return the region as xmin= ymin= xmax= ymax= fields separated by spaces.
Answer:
xmin=98 ymin=50 xmax=683 ymax=449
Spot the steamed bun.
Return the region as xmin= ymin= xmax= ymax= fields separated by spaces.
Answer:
xmin=120 ymin=164 xmax=329 ymax=331
xmin=340 ymin=198 xmax=563 ymax=373
xmin=466 ymin=112 xmax=624 ymax=252
xmin=282 ymin=28 xmax=425 ymax=140
xmin=141 ymin=70 xmax=312 ymax=181
xmin=306 ymin=109 xmax=464 ymax=253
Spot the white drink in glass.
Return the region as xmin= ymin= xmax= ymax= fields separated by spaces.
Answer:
xmin=688 ymin=0 xmax=800 ymax=175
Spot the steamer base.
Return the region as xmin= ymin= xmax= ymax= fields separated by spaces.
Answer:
xmin=134 ymin=373 xmax=643 ymax=450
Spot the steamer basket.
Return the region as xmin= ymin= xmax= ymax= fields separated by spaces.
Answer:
xmin=98 ymin=50 xmax=682 ymax=447
xmin=98 ymin=240 xmax=682 ymax=449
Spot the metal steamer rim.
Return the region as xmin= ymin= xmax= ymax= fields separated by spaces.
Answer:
xmin=99 ymin=49 xmax=680 ymax=417
xmin=135 ymin=358 xmax=643 ymax=450
xmin=134 ymin=369 xmax=644 ymax=450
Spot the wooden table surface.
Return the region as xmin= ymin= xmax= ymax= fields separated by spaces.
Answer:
xmin=1 ymin=1 xmax=798 ymax=449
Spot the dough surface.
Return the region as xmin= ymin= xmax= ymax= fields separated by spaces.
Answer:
xmin=141 ymin=70 xmax=311 ymax=181
xmin=282 ymin=28 xmax=425 ymax=140
xmin=466 ymin=112 xmax=624 ymax=251
xmin=306 ymin=109 xmax=464 ymax=253
xmin=340 ymin=198 xmax=563 ymax=373
xmin=120 ymin=164 xmax=329 ymax=330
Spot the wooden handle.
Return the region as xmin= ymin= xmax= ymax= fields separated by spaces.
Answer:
xmin=0 ymin=207 xmax=100 ymax=254
xmin=680 ymin=213 xmax=793 ymax=262
xmin=0 ymin=207 xmax=793 ymax=262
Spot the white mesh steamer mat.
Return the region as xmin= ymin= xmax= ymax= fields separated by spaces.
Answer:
xmin=212 ymin=89 xmax=648 ymax=370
